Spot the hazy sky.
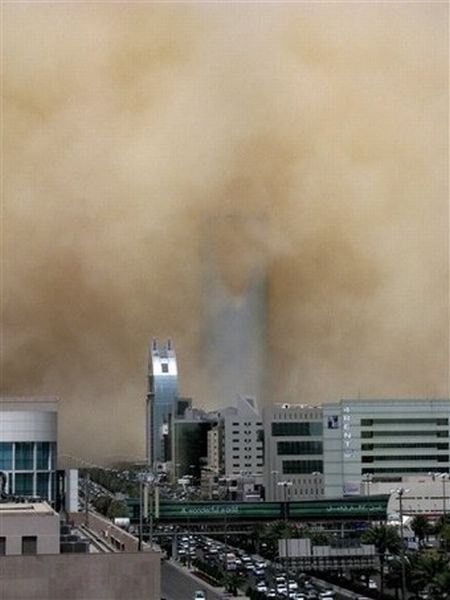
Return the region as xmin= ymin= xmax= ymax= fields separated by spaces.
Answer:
xmin=2 ymin=2 xmax=448 ymax=463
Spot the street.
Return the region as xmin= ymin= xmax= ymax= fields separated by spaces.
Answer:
xmin=161 ymin=560 xmax=230 ymax=600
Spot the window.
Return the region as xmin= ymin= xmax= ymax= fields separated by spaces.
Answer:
xmin=362 ymin=442 xmax=449 ymax=450
xmin=362 ymin=454 xmax=448 ymax=462
xmin=282 ymin=460 xmax=323 ymax=474
xmin=161 ymin=363 xmax=169 ymax=373
xmin=232 ymin=422 xmax=239 ymax=426
xmin=15 ymin=442 xmax=34 ymax=470
xmin=361 ymin=418 xmax=448 ymax=425
xmin=15 ymin=473 xmax=34 ymax=495
xmin=22 ymin=536 xmax=37 ymax=555
xmin=0 ymin=537 xmax=5 ymax=556
xmin=0 ymin=443 xmax=13 ymax=470
xmin=277 ymin=441 xmax=323 ymax=455
xmin=272 ymin=422 xmax=323 ymax=437
xmin=36 ymin=473 xmax=49 ymax=498
xmin=363 ymin=430 xmax=448 ymax=438
xmin=36 ymin=442 xmax=50 ymax=470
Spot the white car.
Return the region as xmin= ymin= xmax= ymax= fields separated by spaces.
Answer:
xmin=288 ymin=580 xmax=299 ymax=591
xmin=193 ymin=592 xmax=206 ymax=600
xmin=319 ymin=591 xmax=335 ymax=599
xmin=368 ymin=580 xmax=377 ymax=590
xmin=255 ymin=582 xmax=268 ymax=593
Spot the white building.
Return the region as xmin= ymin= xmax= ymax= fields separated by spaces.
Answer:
xmin=323 ymin=399 xmax=450 ymax=498
xmin=0 ymin=397 xmax=58 ymax=503
xmin=0 ymin=501 xmax=60 ymax=555
xmin=264 ymin=404 xmax=324 ymax=501
xmin=220 ymin=396 xmax=264 ymax=482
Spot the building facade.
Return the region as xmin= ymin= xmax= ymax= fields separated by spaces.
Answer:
xmin=146 ymin=339 xmax=178 ymax=468
xmin=0 ymin=397 xmax=58 ymax=503
xmin=264 ymin=404 xmax=324 ymax=501
xmin=0 ymin=501 xmax=60 ymax=556
xmin=221 ymin=396 xmax=264 ymax=482
xmin=323 ymin=399 xmax=450 ymax=498
xmin=201 ymin=215 xmax=268 ymax=409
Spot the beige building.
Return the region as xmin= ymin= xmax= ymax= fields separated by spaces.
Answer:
xmin=0 ymin=501 xmax=59 ymax=556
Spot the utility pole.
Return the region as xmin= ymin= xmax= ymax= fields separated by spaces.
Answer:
xmin=84 ymin=470 xmax=90 ymax=527
xmin=278 ymin=480 xmax=293 ymax=600
xmin=394 ymin=487 xmax=409 ymax=600
xmin=138 ymin=479 xmax=143 ymax=551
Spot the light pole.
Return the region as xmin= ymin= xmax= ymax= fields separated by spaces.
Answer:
xmin=312 ymin=471 xmax=322 ymax=500
xmin=278 ymin=481 xmax=293 ymax=599
xmin=362 ymin=473 xmax=373 ymax=497
xmin=271 ymin=470 xmax=279 ymax=501
xmin=393 ymin=487 xmax=409 ymax=600
xmin=429 ymin=472 xmax=449 ymax=519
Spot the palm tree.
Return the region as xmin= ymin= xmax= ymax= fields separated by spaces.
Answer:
xmin=410 ymin=515 xmax=431 ymax=548
xmin=362 ymin=524 xmax=401 ymax=595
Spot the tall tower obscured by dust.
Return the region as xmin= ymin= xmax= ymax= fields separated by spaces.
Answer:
xmin=202 ymin=215 xmax=268 ymax=409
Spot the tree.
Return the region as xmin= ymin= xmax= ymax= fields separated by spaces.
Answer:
xmin=106 ymin=499 xmax=129 ymax=519
xmin=410 ymin=515 xmax=431 ymax=548
xmin=362 ymin=524 xmax=401 ymax=596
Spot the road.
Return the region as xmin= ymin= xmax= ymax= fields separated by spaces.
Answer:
xmin=161 ymin=560 xmax=230 ymax=600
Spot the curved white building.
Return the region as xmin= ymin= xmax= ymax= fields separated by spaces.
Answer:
xmin=0 ymin=397 xmax=58 ymax=502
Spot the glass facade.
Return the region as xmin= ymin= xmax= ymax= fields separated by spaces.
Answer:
xmin=272 ymin=422 xmax=323 ymax=437
xmin=0 ymin=441 xmax=56 ymax=501
xmin=277 ymin=441 xmax=323 ymax=455
xmin=361 ymin=418 xmax=448 ymax=426
xmin=282 ymin=459 xmax=323 ymax=474
xmin=361 ymin=430 xmax=449 ymax=438
xmin=15 ymin=443 xmax=34 ymax=470
xmin=0 ymin=443 xmax=13 ymax=470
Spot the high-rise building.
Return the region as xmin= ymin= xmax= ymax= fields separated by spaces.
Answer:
xmin=146 ymin=339 xmax=178 ymax=468
xmin=220 ymin=396 xmax=264 ymax=482
xmin=264 ymin=403 xmax=324 ymax=501
xmin=323 ymin=398 xmax=450 ymax=498
xmin=0 ymin=397 xmax=58 ymax=503
xmin=201 ymin=215 xmax=268 ymax=408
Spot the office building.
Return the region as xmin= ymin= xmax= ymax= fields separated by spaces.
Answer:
xmin=264 ymin=403 xmax=324 ymax=501
xmin=201 ymin=215 xmax=268 ymax=408
xmin=171 ymin=407 xmax=212 ymax=482
xmin=0 ymin=397 xmax=58 ymax=503
xmin=220 ymin=396 xmax=264 ymax=482
xmin=146 ymin=339 xmax=178 ymax=468
xmin=323 ymin=399 xmax=450 ymax=498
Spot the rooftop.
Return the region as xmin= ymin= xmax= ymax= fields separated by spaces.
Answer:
xmin=0 ymin=501 xmax=57 ymax=516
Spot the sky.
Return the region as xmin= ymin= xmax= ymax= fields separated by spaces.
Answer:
xmin=1 ymin=1 xmax=448 ymax=463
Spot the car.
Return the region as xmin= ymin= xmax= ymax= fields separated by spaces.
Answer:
xmin=193 ymin=591 xmax=206 ymax=600
xmin=319 ymin=592 xmax=335 ymax=599
xmin=266 ymin=590 xmax=277 ymax=599
xmin=255 ymin=582 xmax=268 ymax=593
xmin=288 ymin=580 xmax=299 ymax=591
xmin=368 ymin=579 xmax=377 ymax=590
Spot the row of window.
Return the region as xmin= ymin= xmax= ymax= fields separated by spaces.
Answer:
xmin=360 ymin=418 xmax=448 ymax=426
xmin=2 ymin=471 xmax=53 ymax=497
xmin=282 ymin=460 xmax=323 ymax=474
xmin=361 ymin=443 xmax=449 ymax=450
xmin=361 ymin=430 xmax=448 ymax=438
xmin=362 ymin=454 xmax=449 ymax=463
xmin=277 ymin=441 xmax=323 ymax=456
xmin=0 ymin=442 xmax=55 ymax=471
xmin=272 ymin=422 xmax=323 ymax=437
xmin=0 ymin=536 xmax=37 ymax=555
xmin=362 ymin=467 xmax=450 ymax=474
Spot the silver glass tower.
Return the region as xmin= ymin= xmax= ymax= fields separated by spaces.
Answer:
xmin=146 ymin=339 xmax=178 ymax=467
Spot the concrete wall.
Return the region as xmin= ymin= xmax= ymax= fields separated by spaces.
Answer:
xmin=0 ymin=552 xmax=161 ymax=600
xmin=0 ymin=507 xmax=59 ymax=555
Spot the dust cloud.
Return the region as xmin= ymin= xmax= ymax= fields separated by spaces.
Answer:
xmin=1 ymin=3 xmax=448 ymax=463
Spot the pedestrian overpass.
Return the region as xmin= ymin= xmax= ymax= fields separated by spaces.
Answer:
xmin=127 ymin=494 xmax=389 ymax=524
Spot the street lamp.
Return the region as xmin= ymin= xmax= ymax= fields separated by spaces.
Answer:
xmin=391 ymin=487 xmax=410 ymax=600
xmin=278 ymin=481 xmax=293 ymax=600
xmin=312 ymin=471 xmax=322 ymax=500
xmin=362 ymin=473 xmax=373 ymax=497
xmin=429 ymin=471 xmax=449 ymax=518
xmin=271 ymin=470 xmax=279 ymax=501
